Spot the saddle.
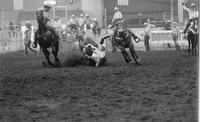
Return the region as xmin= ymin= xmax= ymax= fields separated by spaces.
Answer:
xmin=113 ymin=28 xmax=130 ymax=47
xmin=37 ymin=31 xmax=52 ymax=39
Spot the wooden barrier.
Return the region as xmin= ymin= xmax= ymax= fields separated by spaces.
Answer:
xmin=0 ymin=30 xmax=24 ymax=54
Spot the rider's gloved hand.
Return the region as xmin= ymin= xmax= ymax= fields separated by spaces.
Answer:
xmin=135 ymin=38 xmax=141 ymax=43
xmin=108 ymin=24 xmax=113 ymax=29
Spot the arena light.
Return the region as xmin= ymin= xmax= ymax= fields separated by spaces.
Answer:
xmin=44 ymin=0 xmax=56 ymax=6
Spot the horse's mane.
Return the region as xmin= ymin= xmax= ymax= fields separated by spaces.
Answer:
xmin=189 ymin=19 xmax=198 ymax=33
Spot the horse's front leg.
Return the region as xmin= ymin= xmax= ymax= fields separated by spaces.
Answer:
xmin=188 ymin=38 xmax=191 ymax=53
xmin=128 ymin=42 xmax=141 ymax=65
xmin=52 ymin=41 xmax=60 ymax=64
xmin=121 ymin=49 xmax=132 ymax=63
xmin=42 ymin=48 xmax=53 ymax=65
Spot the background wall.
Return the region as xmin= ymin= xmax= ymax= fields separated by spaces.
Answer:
xmin=81 ymin=0 xmax=104 ymax=26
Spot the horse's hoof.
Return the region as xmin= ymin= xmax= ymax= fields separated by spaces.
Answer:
xmin=53 ymin=62 xmax=60 ymax=67
xmin=42 ymin=61 xmax=48 ymax=67
xmin=129 ymin=61 xmax=134 ymax=64
xmin=137 ymin=58 xmax=141 ymax=62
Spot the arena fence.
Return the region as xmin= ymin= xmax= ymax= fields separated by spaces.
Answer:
xmin=0 ymin=29 xmax=189 ymax=54
xmin=0 ymin=30 xmax=24 ymax=54
xmin=150 ymin=30 xmax=188 ymax=50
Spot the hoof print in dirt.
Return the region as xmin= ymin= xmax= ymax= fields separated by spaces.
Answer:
xmin=42 ymin=61 xmax=52 ymax=68
xmin=52 ymin=62 xmax=60 ymax=68
xmin=135 ymin=63 xmax=142 ymax=65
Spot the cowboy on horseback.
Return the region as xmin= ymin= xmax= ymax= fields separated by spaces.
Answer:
xmin=112 ymin=7 xmax=123 ymax=27
xmin=110 ymin=7 xmax=140 ymax=46
xmin=182 ymin=2 xmax=199 ymax=34
xmin=32 ymin=3 xmax=60 ymax=48
xmin=100 ymin=7 xmax=141 ymax=64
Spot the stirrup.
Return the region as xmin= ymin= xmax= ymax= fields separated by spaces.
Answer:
xmin=32 ymin=43 xmax=37 ymax=48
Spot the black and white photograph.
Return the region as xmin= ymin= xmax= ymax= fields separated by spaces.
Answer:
xmin=0 ymin=0 xmax=199 ymax=121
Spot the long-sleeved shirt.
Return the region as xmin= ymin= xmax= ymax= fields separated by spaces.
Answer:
xmin=78 ymin=17 xmax=85 ymax=26
xmin=172 ymin=27 xmax=180 ymax=39
xmin=183 ymin=5 xmax=199 ymax=19
xmin=84 ymin=18 xmax=92 ymax=25
xmin=54 ymin=20 xmax=62 ymax=32
xmin=24 ymin=30 xmax=31 ymax=42
xmin=112 ymin=11 xmax=123 ymax=23
xmin=144 ymin=23 xmax=155 ymax=35
xmin=68 ymin=18 xmax=77 ymax=25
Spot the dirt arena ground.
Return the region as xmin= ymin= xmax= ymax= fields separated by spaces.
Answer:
xmin=0 ymin=50 xmax=198 ymax=122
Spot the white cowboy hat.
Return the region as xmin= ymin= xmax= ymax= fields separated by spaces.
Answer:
xmin=44 ymin=3 xmax=52 ymax=9
xmin=71 ymin=15 xmax=75 ymax=18
xmin=114 ymin=7 xmax=119 ymax=11
xmin=191 ymin=3 xmax=196 ymax=7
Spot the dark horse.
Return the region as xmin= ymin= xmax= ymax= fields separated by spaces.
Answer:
xmin=187 ymin=18 xmax=198 ymax=56
xmin=100 ymin=28 xmax=141 ymax=65
xmin=35 ymin=10 xmax=60 ymax=66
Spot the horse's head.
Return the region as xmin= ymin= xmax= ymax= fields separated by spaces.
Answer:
xmin=36 ymin=10 xmax=43 ymax=23
xmin=36 ymin=10 xmax=46 ymax=34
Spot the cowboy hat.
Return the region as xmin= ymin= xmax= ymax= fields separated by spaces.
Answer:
xmin=71 ymin=14 xmax=75 ymax=18
xmin=114 ymin=7 xmax=119 ymax=11
xmin=191 ymin=3 xmax=196 ymax=7
xmin=44 ymin=3 xmax=52 ymax=9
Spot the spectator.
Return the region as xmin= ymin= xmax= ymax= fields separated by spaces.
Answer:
xmin=26 ymin=21 xmax=32 ymax=30
xmin=9 ymin=22 xmax=14 ymax=31
xmin=68 ymin=15 xmax=78 ymax=31
xmin=84 ymin=14 xmax=91 ymax=30
xmin=9 ymin=22 xmax=15 ymax=38
xmin=54 ymin=17 xmax=62 ymax=31
xmin=143 ymin=19 xmax=155 ymax=51
xmin=164 ymin=19 xmax=171 ymax=30
xmin=78 ymin=14 xmax=85 ymax=29
xmin=92 ymin=18 xmax=101 ymax=35
xmin=172 ymin=22 xmax=180 ymax=51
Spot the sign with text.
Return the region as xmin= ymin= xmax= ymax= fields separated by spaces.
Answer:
xmin=13 ymin=0 xmax=23 ymax=10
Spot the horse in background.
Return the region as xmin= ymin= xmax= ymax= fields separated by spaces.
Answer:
xmin=187 ymin=18 xmax=198 ymax=56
